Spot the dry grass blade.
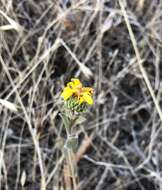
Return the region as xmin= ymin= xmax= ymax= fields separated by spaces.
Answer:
xmin=75 ymin=134 xmax=93 ymax=162
xmin=5 ymin=38 xmax=60 ymax=100
xmin=118 ymin=0 xmax=162 ymax=123
xmin=0 ymin=56 xmax=46 ymax=190
xmin=20 ymin=170 xmax=26 ymax=187
xmin=60 ymin=39 xmax=93 ymax=78
xmin=0 ymin=99 xmax=17 ymax=112
xmin=0 ymin=10 xmax=22 ymax=32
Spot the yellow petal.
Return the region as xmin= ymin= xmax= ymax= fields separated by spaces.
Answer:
xmin=83 ymin=93 xmax=93 ymax=105
xmin=79 ymin=96 xmax=84 ymax=104
xmin=82 ymin=87 xmax=93 ymax=95
xmin=61 ymin=87 xmax=73 ymax=100
xmin=71 ymin=78 xmax=82 ymax=88
xmin=67 ymin=82 xmax=74 ymax=88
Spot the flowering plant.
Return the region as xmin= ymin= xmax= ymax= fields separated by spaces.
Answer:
xmin=61 ymin=78 xmax=93 ymax=105
xmin=60 ymin=78 xmax=93 ymax=189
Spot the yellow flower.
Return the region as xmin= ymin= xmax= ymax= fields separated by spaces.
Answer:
xmin=61 ymin=78 xmax=93 ymax=105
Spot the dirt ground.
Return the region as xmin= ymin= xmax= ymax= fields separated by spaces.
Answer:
xmin=0 ymin=0 xmax=162 ymax=189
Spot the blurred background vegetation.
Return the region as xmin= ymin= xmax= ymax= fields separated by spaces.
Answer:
xmin=0 ymin=0 xmax=162 ymax=189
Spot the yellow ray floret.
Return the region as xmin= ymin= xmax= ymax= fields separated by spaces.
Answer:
xmin=61 ymin=78 xmax=93 ymax=105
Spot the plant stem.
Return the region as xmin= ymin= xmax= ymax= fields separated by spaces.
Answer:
xmin=67 ymin=149 xmax=77 ymax=190
xmin=61 ymin=111 xmax=78 ymax=189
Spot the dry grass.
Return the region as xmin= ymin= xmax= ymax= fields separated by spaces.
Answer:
xmin=0 ymin=0 xmax=162 ymax=189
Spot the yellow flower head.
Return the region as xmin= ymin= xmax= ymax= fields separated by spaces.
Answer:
xmin=61 ymin=78 xmax=93 ymax=105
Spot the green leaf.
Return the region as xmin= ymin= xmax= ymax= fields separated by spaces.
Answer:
xmin=73 ymin=116 xmax=86 ymax=126
xmin=59 ymin=112 xmax=70 ymax=129
xmin=65 ymin=135 xmax=78 ymax=151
